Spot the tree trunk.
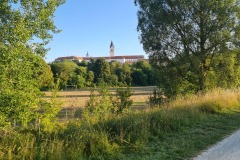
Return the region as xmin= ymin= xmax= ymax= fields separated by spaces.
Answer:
xmin=199 ymin=72 xmax=206 ymax=91
xmin=199 ymin=59 xmax=207 ymax=92
xmin=199 ymin=10 xmax=207 ymax=92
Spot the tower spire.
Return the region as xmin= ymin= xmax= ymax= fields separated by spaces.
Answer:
xmin=109 ymin=41 xmax=115 ymax=57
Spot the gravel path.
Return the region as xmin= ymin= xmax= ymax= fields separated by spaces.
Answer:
xmin=194 ymin=130 xmax=240 ymax=160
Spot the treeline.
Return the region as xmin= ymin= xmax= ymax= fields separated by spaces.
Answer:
xmin=154 ymin=50 xmax=240 ymax=97
xmin=49 ymin=59 xmax=157 ymax=89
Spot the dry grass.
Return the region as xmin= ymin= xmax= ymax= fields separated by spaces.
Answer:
xmin=169 ymin=89 xmax=240 ymax=112
xmin=44 ymin=86 xmax=157 ymax=109
xmin=44 ymin=88 xmax=240 ymax=110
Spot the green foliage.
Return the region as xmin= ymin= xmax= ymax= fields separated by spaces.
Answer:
xmin=148 ymin=89 xmax=167 ymax=107
xmin=86 ymin=71 xmax=95 ymax=87
xmin=76 ymin=75 xmax=86 ymax=88
xmin=50 ymin=61 xmax=79 ymax=89
xmin=135 ymin=0 xmax=240 ymax=95
xmin=110 ymin=61 xmax=132 ymax=86
xmin=91 ymin=58 xmax=111 ymax=84
xmin=0 ymin=113 xmax=10 ymax=129
xmin=51 ymin=58 xmax=157 ymax=88
xmin=39 ymin=62 xmax=54 ymax=91
xmin=50 ymin=60 xmax=91 ymax=89
xmin=206 ymin=50 xmax=240 ymax=89
xmin=113 ymin=86 xmax=133 ymax=114
xmin=198 ymin=102 xmax=222 ymax=114
xmin=84 ymin=85 xmax=115 ymax=123
xmin=156 ymin=57 xmax=199 ymax=96
xmin=84 ymin=85 xmax=133 ymax=119
xmin=0 ymin=0 xmax=64 ymax=126
xmin=131 ymin=61 xmax=156 ymax=86
xmin=1 ymin=90 xmax=240 ymax=159
xmin=37 ymin=80 xmax=62 ymax=133
xmin=131 ymin=68 xmax=148 ymax=86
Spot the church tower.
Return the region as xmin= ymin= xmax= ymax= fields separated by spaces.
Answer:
xmin=109 ymin=41 xmax=115 ymax=57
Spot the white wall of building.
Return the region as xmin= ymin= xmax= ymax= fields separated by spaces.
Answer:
xmin=106 ymin=58 xmax=125 ymax=63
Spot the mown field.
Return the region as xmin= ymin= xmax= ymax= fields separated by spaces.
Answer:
xmin=44 ymin=86 xmax=158 ymax=109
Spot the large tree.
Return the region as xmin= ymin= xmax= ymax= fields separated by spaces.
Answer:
xmin=135 ymin=0 xmax=240 ymax=94
xmin=91 ymin=58 xmax=111 ymax=84
xmin=0 ymin=0 xmax=64 ymax=126
xmin=51 ymin=61 xmax=79 ymax=89
xmin=110 ymin=61 xmax=132 ymax=86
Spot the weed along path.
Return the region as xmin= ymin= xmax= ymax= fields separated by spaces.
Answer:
xmin=194 ymin=130 xmax=240 ymax=160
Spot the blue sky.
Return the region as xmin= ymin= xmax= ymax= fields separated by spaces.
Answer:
xmin=46 ymin=0 xmax=147 ymax=62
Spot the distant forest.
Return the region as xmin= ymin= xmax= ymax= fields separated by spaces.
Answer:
xmin=47 ymin=59 xmax=157 ymax=89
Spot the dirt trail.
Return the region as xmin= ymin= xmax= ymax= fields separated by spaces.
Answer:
xmin=194 ymin=130 xmax=240 ymax=160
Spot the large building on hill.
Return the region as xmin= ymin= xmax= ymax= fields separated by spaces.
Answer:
xmin=54 ymin=41 xmax=147 ymax=64
xmin=83 ymin=55 xmax=145 ymax=63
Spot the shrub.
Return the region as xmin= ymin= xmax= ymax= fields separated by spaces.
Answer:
xmin=148 ymin=89 xmax=168 ymax=107
xmin=113 ymin=86 xmax=133 ymax=114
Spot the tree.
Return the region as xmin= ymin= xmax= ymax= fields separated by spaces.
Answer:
xmin=132 ymin=61 xmax=156 ymax=85
xmin=74 ymin=66 xmax=87 ymax=88
xmin=132 ymin=61 xmax=150 ymax=72
xmin=91 ymin=58 xmax=111 ymax=84
xmin=37 ymin=60 xmax=54 ymax=91
xmin=76 ymin=75 xmax=86 ymax=88
xmin=76 ymin=60 xmax=88 ymax=67
xmin=156 ymin=58 xmax=198 ymax=96
xmin=135 ymin=0 xmax=240 ymax=94
xmin=84 ymin=84 xmax=115 ymax=122
xmin=121 ymin=63 xmax=132 ymax=85
xmin=110 ymin=61 xmax=132 ymax=86
xmin=51 ymin=61 xmax=88 ymax=89
xmin=206 ymin=50 xmax=240 ymax=89
xmin=131 ymin=68 xmax=148 ymax=86
xmin=50 ymin=61 xmax=78 ymax=89
xmin=86 ymin=71 xmax=95 ymax=87
xmin=113 ymin=86 xmax=133 ymax=114
xmin=0 ymin=0 xmax=65 ymax=126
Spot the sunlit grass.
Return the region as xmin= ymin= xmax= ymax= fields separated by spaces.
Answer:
xmin=1 ymin=89 xmax=240 ymax=159
xmin=169 ymin=89 xmax=240 ymax=113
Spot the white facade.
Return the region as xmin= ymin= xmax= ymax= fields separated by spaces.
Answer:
xmin=105 ymin=58 xmax=125 ymax=63
xmin=54 ymin=42 xmax=146 ymax=64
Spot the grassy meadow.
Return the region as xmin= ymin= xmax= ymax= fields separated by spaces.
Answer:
xmin=1 ymin=89 xmax=240 ymax=159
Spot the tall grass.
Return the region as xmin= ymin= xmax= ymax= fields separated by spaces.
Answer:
xmin=1 ymin=89 xmax=240 ymax=159
xmin=170 ymin=89 xmax=240 ymax=113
